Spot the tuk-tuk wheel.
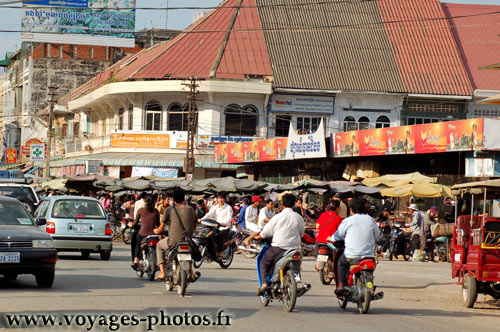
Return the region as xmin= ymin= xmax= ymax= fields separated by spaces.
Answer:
xmin=462 ymin=273 xmax=478 ymax=308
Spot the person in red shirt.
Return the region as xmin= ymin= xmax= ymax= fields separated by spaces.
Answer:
xmin=315 ymin=200 xmax=343 ymax=270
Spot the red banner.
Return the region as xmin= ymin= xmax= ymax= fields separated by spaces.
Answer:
xmin=214 ymin=144 xmax=228 ymax=163
xmin=335 ymin=118 xmax=485 ymax=157
xmin=5 ymin=148 xmax=17 ymax=164
xmin=214 ymin=138 xmax=288 ymax=163
xmin=21 ymin=138 xmax=43 ymax=155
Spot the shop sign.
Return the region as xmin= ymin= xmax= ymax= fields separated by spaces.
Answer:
xmin=5 ymin=149 xmax=17 ymax=164
xmin=197 ymin=135 xmax=264 ymax=150
xmin=30 ymin=144 xmax=45 ymax=161
xmin=86 ymin=160 xmax=101 ymax=174
xmin=270 ymin=94 xmax=334 ymax=114
xmin=285 ymin=120 xmax=327 ymax=159
xmin=334 ymin=118 xmax=484 ymax=157
xmin=111 ymin=133 xmax=170 ymax=149
xmin=21 ymin=138 xmax=43 ymax=155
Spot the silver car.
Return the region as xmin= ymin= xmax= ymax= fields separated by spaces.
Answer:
xmin=34 ymin=196 xmax=112 ymax=260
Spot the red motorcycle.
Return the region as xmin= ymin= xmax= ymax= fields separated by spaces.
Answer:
xmin=332 ymin=241 xmax=384 ymax=314
xmin=301 ymin=228 xmax=316 ymax=256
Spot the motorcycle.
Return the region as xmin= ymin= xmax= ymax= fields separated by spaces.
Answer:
xmin=301 ymin=228 xmax=316 ymax=257
xmin=316 ymin=242 xmax=335 ymax=285
xmin=257 ymin=240 xmax=311 ymax=312
xmin=236 ymin=228 xmax=263 ymax=259
xmin=164 ymin=240 xmax=195 ymax=296
xmin=135 ymin=234 xmax=160 ymax=281
xmin=433 ymin=236 xmax=449 ymax=262
xmin=333 ymin=241 xmax=384 ymax=314
xmin=376 ymin=221 xmax=391 ymax=255
xmin=388 ymin=223 xmax=411 ymax=261
xmin=192 ymin=219 xmax=238 ymax=269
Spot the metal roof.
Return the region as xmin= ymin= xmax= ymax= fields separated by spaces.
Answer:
xmin=442 ymin=3 xmax=500 ymax=92
xmin=48 ymin=153 xmax=240 ymax=170
xmin=377 ymin=0 xmax=473 ymax=96
xmin=256 ymin=0 xmax=404 ymax=93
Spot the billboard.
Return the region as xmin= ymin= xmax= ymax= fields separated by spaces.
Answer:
xmin=270 ymin=94 xmax=334 ymax=114
xmin=334 ymin=118 xmax=484 ymax=157
xmin=22 ymin=1 xmax=136 ymax=47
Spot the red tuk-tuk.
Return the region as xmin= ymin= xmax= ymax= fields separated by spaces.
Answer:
xmin=451 ymin=179 xmax=500 ymax=308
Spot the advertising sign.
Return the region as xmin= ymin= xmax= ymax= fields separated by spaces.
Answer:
xmin=227 ymin=143 xmax=244 ymax=164
xmin=30 ymin=144 xmax=46 ymax=161
xmin=22 ymin=1 xmax=136 ymax=48
xmin=334 ymin=118 xmax=485 ymax=157
xmin=214 ymin=144 xmax=228 ymax=164
xmin=152 ymin=168 xmax=178 ymax=178
xmin=21 ymin=138 xmax=43 ymax=155
xmin=111 ymin=133 xmax=170 ymax=149
xmin=270 ymin=94 xmax=334 ymax=114
xmin=5 ymin=149 xmax=17 ymax=164
xmin=197 ymin=135 xmax=264 ymax=150
xmin=257 ymin=138 xmax=288 ymax=162
xmin=86 ymin=160 xmax=101 ymax=174
xmin=285 ymin=120 xmax=327 ymax=159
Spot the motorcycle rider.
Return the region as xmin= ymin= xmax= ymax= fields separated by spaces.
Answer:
xmin=244 ymin=194 xmax=305 ymax=295
xmin=245 ymin=196 xmax=262 ymax=232
xmin=154 ymin=189 xmax=199 ymax=281
xmin=128 ymin=195 xmax=161 ymax=270
xmin=201 ymin=193 xmax=233 ymax=257
xmin=332 ymin=197 xmax=380 ymax=295
xmin=315 ymin=200 xmax=343 ymax=270
xmin=258 ymin=199 xmax=275 ymax=229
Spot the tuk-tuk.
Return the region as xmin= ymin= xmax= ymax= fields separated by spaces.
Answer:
xmin=450 ymin=179 xmax=500 ymax=308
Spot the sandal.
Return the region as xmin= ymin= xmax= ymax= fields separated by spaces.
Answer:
xmin=154 ymin=275 xmax=166 ymax=281
xmin=257 ymin=286 xmax=269 ymax=296
xmin=131 ymin=263 xmax=139 ymax=271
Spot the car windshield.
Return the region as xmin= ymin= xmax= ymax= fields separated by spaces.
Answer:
xmin=0 ymin=186 xmax=37 ymax=203
xmin=0 ymin=201 xmax=34 ymax=226
xmin=51 ymin=200 xmax=106 ymax=219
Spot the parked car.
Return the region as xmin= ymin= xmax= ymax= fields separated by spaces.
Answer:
xmin=35 ymin=196 xmax=113 ymax=260
xmin=0 ymin=181 xmax=40 ymax=214
xmin=0 ymin=196 xmax=57 ymax=287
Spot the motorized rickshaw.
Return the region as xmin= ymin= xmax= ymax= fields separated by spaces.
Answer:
xmin=450 ymin=179 xmax=500 ymax=308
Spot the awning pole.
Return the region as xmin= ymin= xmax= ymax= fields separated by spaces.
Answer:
xmin=470 ymin=194 xmax=474 ymax=227
xmin=483 ymin=188 xmax=487 ymax=226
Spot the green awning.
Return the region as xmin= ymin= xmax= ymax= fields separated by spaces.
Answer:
xmin=44 ymin=152 xmax=240 ymax=170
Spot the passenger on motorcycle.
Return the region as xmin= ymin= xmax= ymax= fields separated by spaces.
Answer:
xmin=245 ymin=196 xmax=263 ymax=232
xmin=128 ymin=195 xmax=161 ymax=270
xmin=314 ymin=200 xmax=343 ymax=269
xmin=244 ymin=194 xmax=305 ymax=295
xmin=154 ymin=189 xmax=198 ymax=281
xmin=332 ymin=197 xmax=380 ymax=295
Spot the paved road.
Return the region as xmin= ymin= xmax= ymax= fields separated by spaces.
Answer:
xmin=1 ymin=243 xmax=499 ymax=332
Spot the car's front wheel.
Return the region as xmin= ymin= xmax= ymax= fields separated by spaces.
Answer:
xmin=35 ymin=270 xmax=55 ymax=288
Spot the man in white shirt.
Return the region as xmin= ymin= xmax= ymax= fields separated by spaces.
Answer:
xmin=202 ymin=193 xmax=234 ymax=254
xmin=133 ymin=192 xmax=147 ymax=219
xmin=244 ymin=194 xmax=305 ymax=294
xmin=333 ymin=197 xmax=380 ymax=295
xmin=245 ymin=196 xmax=262 ymax=232
xmin=201 ymin=193 xmax=233 ymax=228
xmin=258 ymin=199 xmax=274 ymax=228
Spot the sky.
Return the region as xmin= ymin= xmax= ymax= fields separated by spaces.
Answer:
xmin=0 ymin=0 xmax=499 ymax=66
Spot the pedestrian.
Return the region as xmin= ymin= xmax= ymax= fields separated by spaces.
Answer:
xmin=423 ymin=206 xmax=439 ymax=261
xmin=408 ymin=204 xmax=424 ymax=252
xmin=333 ymin=193 xmax=348 ymax=219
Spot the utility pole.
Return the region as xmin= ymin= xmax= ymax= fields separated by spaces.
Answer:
xmin=44 ymin=85 xmax=58 ymax=178
xmin=182 ymin=77 xmax=198 ymax=179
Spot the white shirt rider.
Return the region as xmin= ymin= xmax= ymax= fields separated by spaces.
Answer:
xmin=201 ymin=195 xmax=233 ymax=229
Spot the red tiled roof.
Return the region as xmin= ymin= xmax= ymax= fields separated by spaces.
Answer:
xmin=133 ymin=0 xmax=272 ymax=80
xmin=442 ymin=3 xmax=500 ymax=91
xmin=377 ymin=0 xmax=473 ymax=96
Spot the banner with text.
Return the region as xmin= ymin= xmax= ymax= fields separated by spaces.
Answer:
xmin=22 ymin=0 xmax=136 ymax=47
xmin=270 ymin=94 xmax=334 ymax=114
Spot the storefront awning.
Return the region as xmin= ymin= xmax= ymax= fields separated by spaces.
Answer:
xmin=44 ymin=153 xmax=240 ymax=170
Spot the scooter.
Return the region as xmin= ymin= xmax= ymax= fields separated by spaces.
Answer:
xmin=236 ymin=228 xmax=263 ymax=259
xmin=136 ymin=234 xmax=160 ymax=281
xmin=388 ymin=223 xmax=411 ymax=261
xmin=301 ymin=228 xmax=316 ymax=256
xmin=433 ymin=236 xmax=449 ymax=262
xmin=192 ymin=219 xmax=237 ymax=269
xmin=164 ymin=240 xmax=196 ymax=296
xmin=316 ymin=242 xmax=335 ymax=285
xmin=257 ymin=240 xmax=311 ymax=312
xmin=332 ymin=241 xmax=384 ymax=314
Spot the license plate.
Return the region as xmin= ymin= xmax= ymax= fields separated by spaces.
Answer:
xmin=178 ymin=254 xmax=191 ymax=261
xmin=72 ymin=225 xmax=89 ymax=233
xmin=0 ymin=252 xmax=20 ymax=263
xmin=317 ymin=255 xmax=329 ymax=262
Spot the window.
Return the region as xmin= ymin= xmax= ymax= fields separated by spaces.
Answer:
xmin=407 ymin=117 xmax=441 ymax=125
xmin=296 ymin=117 xmax=322 ymax=134
xmin=51 ymin=200 xmax=105 ymax=219
xmin=118 ymin=108 xmax=124 ymax=130
xmin=168 ymin=103 xmax=194 ymax=131
xmin=128 ymin=104 xmax=134 ymax=130
xmin=275 ymin=115 xmax=291 ymax=137
xmin=375 ymin=116 xmax=390 ymax=129
xmin=225 ymin=104 xmax=258 ymax=136
xmin=358 ymin=116 xmax=370 ymax=130
xmin=145 ymin=100 xmax=162 ymax=131
xmin=408 ymin=103 xmax=459 ymax=113
xmin=474 ymin=109 xmax=500 ymax=118
xmin=343 ymin=116 xmax=356 ymax=132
